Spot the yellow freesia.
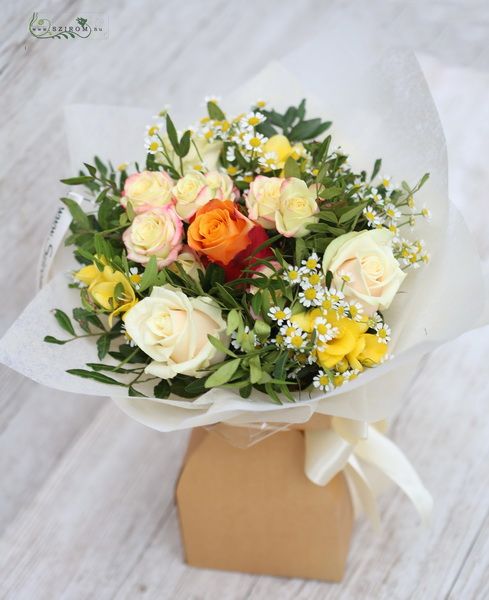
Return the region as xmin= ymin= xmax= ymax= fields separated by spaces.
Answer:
xmin=262 ymin=135 xmax=305 ymax=170
xmin=291 ymin=308 xmax=386 ymax=372
xmin=74 ymin=262 xmax=138 ymax=324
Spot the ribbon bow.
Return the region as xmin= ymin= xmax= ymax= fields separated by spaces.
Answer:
xmin=304 ymin=416 xmax=433 ymax=528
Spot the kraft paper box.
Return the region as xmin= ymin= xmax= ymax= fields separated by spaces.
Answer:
xmin=176 ymin=415 xmax=353 ymax=582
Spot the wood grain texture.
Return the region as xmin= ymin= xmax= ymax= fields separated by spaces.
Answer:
xmin=1 ymin=1 xmax=488 ymax=598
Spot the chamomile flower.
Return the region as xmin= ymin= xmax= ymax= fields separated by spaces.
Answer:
xmin=369 ymin=188 xmax=384 ymax=205
xmin=367 ymin=312 xmax=383 ymax=328
xmin=285 ymin=265 xmax=302 ymax=285
xmin=152 ymin=105 xmax=170 ymax=118
xmin=116 ymin=161 xmax=129 ymax=172
xmin=363 ymin=206 xmax=383 ymax=226
xmin=326 ymin=287 xmax=345 ymax=306
xmin=258 ymin=152 xmax=279 ymax=170
xmin=298 ymin=286 xmax=324 ymax=308
xmin=301 ymin=253 xmax=320 ymax=273
xmin=146 ymin=123 xmax=162 ymax=137
xmin=348 ymin=301 xmax=364 ymax=322
xmin=338 ymin=270 xmax=354 ymax=285
xmin=384 ymin=202 xmax=401 ymax=221
xmin=231 ymin=326 xmax=257 ymax=350
xmin=314 ymin=317 xmax=339 ymax=343
xmin=240 ymin=112 xmax=265 ymax=129
xmin=268 ymin=306 xmax=292 ymax=325
xmin=335 ymin=301 xmax=349 ymax=318
xmin=375 ymin=323 xmax=391 ymax=344
xmin=313 ymin=371 xmax=332 ymax=392
xmin=255 ymin=99 xmax=267 ymax=109
xmin=226 ymin=146 xmax=236 ymax=162
xmin=380 ymin=175 xmax=393 ymax=191
xmin=145 ymin=136 xmax=161 ymax=154
xmin=243 ymin=131 xmax=267 ymax=152
xmin=284 ymin=328 xmax=308 ymax=351
xmin=421 ymin=206 xmax=432 ymax=221
xmin=301 ymin=271 xmax=322 ymax=288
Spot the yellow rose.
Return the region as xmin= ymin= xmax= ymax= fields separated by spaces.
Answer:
xmin=74 ymin=262 xmax=138 ymax=323
xmin=122 ymin=170 xmax=173 ymax=213
xmin=322 ymin=229 xmax=406 ymax=316
xmin=262 ymin=135 xmax=305 ymax=169
xmin=275 ymin=177 xmax=319 ymax=237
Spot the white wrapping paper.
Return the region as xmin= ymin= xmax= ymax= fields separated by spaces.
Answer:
xmin=0 ymin=38 xmax=486 ymax=435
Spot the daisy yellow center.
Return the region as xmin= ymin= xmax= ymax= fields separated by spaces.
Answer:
xmin=317 ymin=323 xmax=328 ymax=335
xmin=305 ymin=288 xmax=317 ymax=300
xmin=319 ymin=375 xmax=329 ymax=386
xmin=249 ymin=137 xmax=262 ymax=148
xmin=289 ymin=270 xmax=299 ymax=280
xmin=291 ymin=335 xmax=304 ymax=348
xmin=149 ymin=141 xmax=159 ymax=152
xmin=248 ymin=116 xmax=260 ymax=126
xmin=308 ymin=273 xmax=321 ymax=285
xmin=275 ymin=310 xmax=286 ymax=320
xmin=306 ymin=258 xmax=318 ymax=269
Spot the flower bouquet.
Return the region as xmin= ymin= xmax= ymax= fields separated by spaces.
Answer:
xmin=1 ymin=39 xmax=486 ymax=581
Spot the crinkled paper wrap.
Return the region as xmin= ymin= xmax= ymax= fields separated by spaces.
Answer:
xmin=0 ymin=37 xmax=486 ymax=434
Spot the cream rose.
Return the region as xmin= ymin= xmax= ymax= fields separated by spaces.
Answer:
xmin=322 ymin=229 xmax=406 ymax=315
xmin=275 ymin=177 xmax=319 ymax=237
xmin=245 ymin=176 xmax=282 ymax=228
xmin=204 ymin=170 xmax=236 ymax=200
xmin=122 ymin=170 xmax=173 ymax=213
xmin=123 ymin=205 xmax=183 ymax=268
xmin=157 ymin=135 xmax=222 ymax=175
xmin=169 ymin=246 xmax=203 ymax=281
xmin=172 ymin=171 xmax=213 ymax=221
xmin=123 ymin=285 xmax=229 ymax=379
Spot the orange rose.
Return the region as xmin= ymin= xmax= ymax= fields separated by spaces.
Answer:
xmin=187 ymin=200 xmax=254 ymax=265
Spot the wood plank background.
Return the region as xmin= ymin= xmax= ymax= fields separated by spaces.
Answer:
xmin=1 ymin=2 xmax=488 ymax=598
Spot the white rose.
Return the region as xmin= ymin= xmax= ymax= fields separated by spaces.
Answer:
xmin=172 ymin=172 xmax=213 ymax=221
xmin=124 ymin=285 xmax=229 ymax=379
xmin=122 ymin=170 xmax=173 ymax=213
xmin=322 ymin=228 xmax=406 ymax=315
xmin=245 ymin=176 xmax=282 ymax=228
xmin=157 ymin=135 xmax=222 ymax=175
xmin=122 ymin=205 xmax=183 ymax=268
xmin=204 ymin=170 xmax=236 ymax=200
xmin=169 ymin=246 xmax=203 ymax=281
xmin=275 ymin=177 xmax=319 ymax=238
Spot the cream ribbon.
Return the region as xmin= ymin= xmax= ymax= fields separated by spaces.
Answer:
xmin=304 ymin=416 xmax=433 ymax=528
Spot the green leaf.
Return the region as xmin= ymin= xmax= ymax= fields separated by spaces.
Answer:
xmin=207 ymin=334 xmax=237 ymax=358
xmin=273 ymin=352 xmax=288 ymax=380
xmin=370 ymin=158 xmax=382 ymax=181
xmin=249 ymin=356 xmax=262 ymax=384
xmin=60 ymin=197 xmax=90 ymax=229
xmin=317 ymin=210 xmax=338 ymax=223
xmin=138 ymin=256 xmax=158 ymax=292
xmin=94 ymin=156 xmax=108 ymax=177
xmin=44 ymin=335 xmax=69 ymax=345
xmin=316 ymin=135 xmax=331 ymax=163
xmin=205 ymin=358 xmax=241 ymax=388
xmin=96 ymin=334 xmax=111 ymax=360
xmin=184 ymin=377 xmax=208 ymax=396
xmin=290 ymin=119 xmax=331 ymax=141
xmin=179 ymin=130 xmax=191 ymax=157
xmin=283 ymin=157 xmax=301 ymax=179
xmin=338 ymin=203 xmax=367 ymax=224
xmin=207 ymin=101 xmax=226 ymax=121
xmin=213 ymin=283 xmax=240 ymax=308
xmin=83 ymin=163 xmax=97 ymax=177
xmin=294 ymin=238 xmax=307 ymax=264
xmin=60 ymin=176 xmax=94 ymax=185
xmin=128 ymin=386 xmax=146 ymax=397
xmin=319 ymin=186 xmax=341 ymax=200
xmin=254 ymin=320 xmax=271 ymax=339
xmin=66 ymin=369 xmax=124 ymax=386
xmin=166 ymin=114 xmax=180 ymax=153
xmin=226 ymin=309 xmax=241 ymax=335
xmin=53 ymin=309 xmax=76 ymax=336
xmin=153 ymin=379 xmax=171 ymax=399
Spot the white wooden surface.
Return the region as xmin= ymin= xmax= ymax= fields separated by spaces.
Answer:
xmin=1 ymin=2 xmax=489 ymax=598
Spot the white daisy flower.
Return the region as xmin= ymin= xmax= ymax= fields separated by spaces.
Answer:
xmin=369 ymin=188 xmax=384 ymax=205
xmin=300 ymin=271 xmax=322 ymax=289
xmin=258 ymin=152 xmax=279 ymax=170
xmin=285 ymin=265 xmax=302 ymax=285
xmin=268 ymin=306 xmax=292 ymax=325
xmin=384 ymin=202 xmax=401 ymax=221
xmin=421 ymin=206 xmax=432 ymax=221
xmin=301 ymin=253 xmax=320 ymax=273
xmin=144 ymin=136 xmax=161 ymax=154
xmin=284 ymin=329 xmax=308 ymax=351
xmin=226 ymin=146 xmax=236 ymax=162
xmin=375 ymin=323 xmax=391 ymax=344
xmin=348 ymin=302 xmax=364 ymax=321
xmin=243 ymin=131 xmax=267 ymax=152
xmin=313 ymin=371 xmax=332 ymax=392
xmin=363 ymin=206 xmax=383 ymax=226
xmin=240 ymin=112 xmax=265 ymax=129
xmin=326 ymin=287 xmax=345 ymax=306
xmin=298 ymin=286 xmax=324 ymax=308
xmin=145 ymin=123 xmax=162 ymax=138
xmin=380 ymin=175 xmax=394 ymax=191
xmin=367 ymin=312 xmax=383 ymax=328
xmin=314 ymin=317 xmax=339 ymax=343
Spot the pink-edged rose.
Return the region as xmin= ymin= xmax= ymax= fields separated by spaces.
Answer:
xmin=123 ymin=205 xmax=183 ymax=269
xmin=122 ymin=170 xmax=173 ymax=213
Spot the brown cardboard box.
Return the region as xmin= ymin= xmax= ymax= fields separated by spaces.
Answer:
xmin=176 ymin=415 xmax=354 ymax=581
